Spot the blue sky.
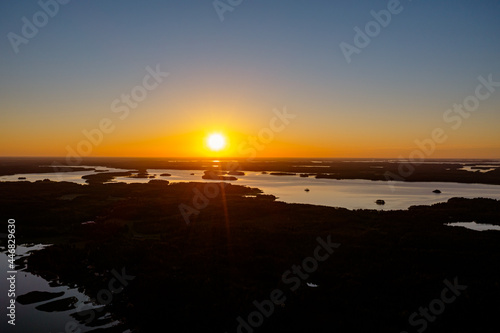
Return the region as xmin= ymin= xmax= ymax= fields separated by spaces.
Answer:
xmin=1 ymin=0 xmax=499 ymax=157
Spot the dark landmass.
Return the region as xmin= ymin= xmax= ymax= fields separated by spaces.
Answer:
xmin=17 ymin=291 xmax=65 ymax=305
xmin=202 ymin=170 xmax=238 ymax=181
xmin=470 ymin=166 xmax=494 ymax=170
xmin=201 ymin=174 xmax=238 ymax=181
xmin=315 ymin=173 xmax=341 ymax=180
xmin=0 ymin=165 xmax=94 ymax=177
xmin=227 ymin=171 xmax=245 ymax=176
xmin=148 ymin=179 xmax=169 ymax=185
xmin=128 ymin=171 xmax=149 ymax=178
xmin=1 ymin=177 xmax=500 ymax=332
xmin=269 ymin=172 xmax=297 ymax=176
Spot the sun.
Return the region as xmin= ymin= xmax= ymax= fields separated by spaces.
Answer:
xmin=207 ymin=133 xmax=226 ymax=152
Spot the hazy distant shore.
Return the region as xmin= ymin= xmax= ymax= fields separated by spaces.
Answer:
xmin=1 ymin=157 xmax=500 ymax=186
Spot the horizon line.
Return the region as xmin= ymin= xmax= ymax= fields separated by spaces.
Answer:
xmin=1 ymin=156 xmax=499 ymax=161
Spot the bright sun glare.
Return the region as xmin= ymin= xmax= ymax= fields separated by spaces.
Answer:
xmin=207 ymin=133 xmax=226 ymax=152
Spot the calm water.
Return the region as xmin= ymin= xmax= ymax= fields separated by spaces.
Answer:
xmin=0 ymin=244 xmax=123 ymax=333
xmin=0 ymin=166 xmax=129 ymax=185
xmin=445 ymin=222 xmax=500 ymax=232
xmin=2 ymin=167 xmax=499 ymax=210
xmin=117 ymin=169 xmax=500 ymax=210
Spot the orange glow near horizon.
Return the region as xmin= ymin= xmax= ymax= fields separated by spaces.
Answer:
xmin=2 ymin=129 xmax=500 ymax=160
xmin=1 ymin=111 xmax=499 ymax=159
xmin=1 ymin=2 xmax=500 ymax=161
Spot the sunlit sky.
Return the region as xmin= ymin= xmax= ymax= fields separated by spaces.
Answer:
xmin=1 ymin=0 xmax=499 ymax=158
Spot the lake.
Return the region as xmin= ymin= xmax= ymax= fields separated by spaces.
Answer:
xmin=1 ymin=166 xmax=500 ymax=210
xmin=0 ymin=244 xmax=126 ymax=333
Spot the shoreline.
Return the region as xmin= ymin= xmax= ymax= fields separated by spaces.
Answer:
xmin=1 ymin=179 xmax=499 ymax=332
xmin=1 ymin=157 xmax=500 ymax=186
xmin=1 ymin=158 xmax=500 ymax=332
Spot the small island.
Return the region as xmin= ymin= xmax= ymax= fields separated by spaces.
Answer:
xmin=202 ymin=170 xmax=237 ymax=181
xmin=227 ymin=171 xmax=245 ymax=176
